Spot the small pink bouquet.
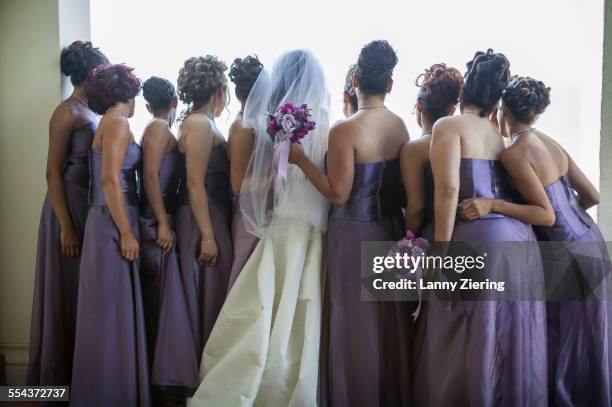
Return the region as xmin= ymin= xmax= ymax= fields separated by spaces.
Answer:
xmin=387 ymin=230 xmax=429 ymax=320
xmin=267 ymin=102 xmax=316 ymax=180
xmin=387 ymin=230 xmax=429 ymax=258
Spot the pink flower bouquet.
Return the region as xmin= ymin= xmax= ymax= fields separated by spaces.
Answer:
xmin=267 ymin=102 xmax=316 ymax=180
xmin=387 ymin=230 xmax=429 ymax=320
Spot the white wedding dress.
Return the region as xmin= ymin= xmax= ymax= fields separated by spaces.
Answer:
xmin=188 ymin=50 xmax=331 ymax=407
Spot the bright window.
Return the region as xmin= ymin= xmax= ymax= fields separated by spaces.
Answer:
xmin=91 ymin=0 xmax=604 ymax=212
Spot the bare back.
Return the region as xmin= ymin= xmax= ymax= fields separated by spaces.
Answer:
xmin=505 ymin=131 xmax=569 ymax=186
xmin=345 ymin=108 xmax=410 ymax=163
xmin=448 ymin=114 xmax=506 ymax=160
xmin=177 ymin=113 xmax=225 ymax=153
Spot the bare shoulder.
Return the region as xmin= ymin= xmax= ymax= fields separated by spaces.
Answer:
xmin=383 ymin=108 xmax=405 ymax=123
xmin=103 ymin=115 xmax=131 ymax=139
xmin=386 ymin=110 xmax=410 ymax=139
xmin=181 ymin=113 xmax=211 ymax=134
xmin=143 ymin=119 xmax=171 ymax=142
xmin=50 ymin=101 xmax=74 ymax=124
xmin=228 ymin=117 xmax=248 ymax=136
xmin=435 ymin=114 xmax=462 ymax=129
xmin=500 ymin=141 xmax=528 ymax=165
xmin=432 ymin=115 xmax=462 ymax=139
xmin=328 ymin=118 xmax=357 ymax=145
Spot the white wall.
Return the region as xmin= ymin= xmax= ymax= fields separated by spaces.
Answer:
xmin=0 ymin=0 xmax=90 ymax=385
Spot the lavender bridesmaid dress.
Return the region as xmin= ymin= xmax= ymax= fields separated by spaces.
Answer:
xmin=227 ymin=197 xmax=259 ymax=291
xmin=534 ymin=175 xmax=612 ymax=406
xmin=419 ymin=162 xmax=435 ymax=240
xmin=413 ymin=158 xmax=547 ymax=407
xmin=28 ymin=123 xmax=96 ymax=386
xmin=138 ymin=148 xmax=195 ymax=392
xmin=71 ymin=143 xmax=150 ymax=407
xmin=175 ymin=142 xmax=233 ymax=384
xmin=320 ymin=158 xmax=413 ymax=407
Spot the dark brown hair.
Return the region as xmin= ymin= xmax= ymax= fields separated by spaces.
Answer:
xmin=416 ymin=63 xmax=463 ymax=122
xmin=229 ymin=55 xmax=263 ymax=102
xmin=177 ymin=55 xmax=227 ymax=114
xmin=60 ymin=41 xmax=108 ymax=86
xmin=461 ymin=49 xmax=510 ymax=116
xmin=356 ymin=40 xmax=398 ymax=95
xmin=143 ymin=76 xmax=176 ymax=111
xmin=502 ymin=76 xmax=551 ymax=124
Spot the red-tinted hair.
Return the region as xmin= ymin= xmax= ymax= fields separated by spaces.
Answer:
xmin=85 ymin=63 xmax=141 ymax=115
xmin=416 ymin=63 xmax=464 ymax=122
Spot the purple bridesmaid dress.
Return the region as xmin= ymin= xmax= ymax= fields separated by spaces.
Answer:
xmin=138 ymin=148 xmax=195 ymax=392
xmin=320 ymin=158 xmax=414 ymax=407
xmin=534 ymin=175 xmax=612 ymax=406
xmin=226 ymin=197 xmax=259 ymax=291
xmin=175 ymin=142 xmax=233 ymax=385
xmin=413 ymin=158 xmax=548 ymax=407
xmin=28 ymin=123 xmax=96 ymax=386
xmin=71 ymin=143 xmax=150 ymax=407
xmin=419 ymin=162 xmax=435 ymax=240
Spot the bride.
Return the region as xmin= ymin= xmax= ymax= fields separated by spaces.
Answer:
xmin=187 ymin=49 xmax=331 ymax=407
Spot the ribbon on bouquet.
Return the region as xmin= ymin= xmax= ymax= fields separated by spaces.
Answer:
xmin=273 ymin=136 xmax=291 ymax=181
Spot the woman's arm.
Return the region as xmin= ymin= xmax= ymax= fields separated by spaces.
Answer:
xmin=228 ymin=122 xmax=254 ymax=197
xmin=458 ymin=148 xmax=555 ymax=226
xmin=142 ymin=122 xmax=174 ymax=252
xmin=430 ymin=121 xmax=461 ymax=241
xmin=289 ymin=123 xmax=355 ymax=206
xmin=400 ymin=142 xmax=426 ymax=234
xmin=46 ymin=104 xmax=80 ymax=258
xmin=567 ymin=154 xmax=600 ymax=210
xmin=101 ymin=118 xmax=139 ymax=261
xmin=183 ymin=119 xmax=217 ymax=265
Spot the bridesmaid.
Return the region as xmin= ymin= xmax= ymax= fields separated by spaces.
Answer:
xmin=459 ymin=76 xmax=612 ymax=406
xmin=290 ymin=40 xmax=412 ymax=407
xmin=400 ymin=63 xmax=463 ymax=239
xmin=175 ymin=55 xmax=233 ymax=386
xmin=28 ymin=41 xmax=107 ymax=386
xmin=227 ymin=55 xmax=263 ymax=290
xmin=138 ymin=76 xmax=193 ymax=402
xmin=71 ymin=64 xmax=150 ymax=406
xmin=140 ymin=76 xmax=179 ymax=359
xmin=413 ymin=50 xmax=547 ymax=407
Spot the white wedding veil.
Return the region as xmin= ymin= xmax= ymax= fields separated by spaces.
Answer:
xmin=239 ymin=49 xmax=331 ymax=238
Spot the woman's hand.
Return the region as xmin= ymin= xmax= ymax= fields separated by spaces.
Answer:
xmin=120 ymin=231 xmax=139 ymax=261
xmin=156 ymin=221 xmax=174 ymax=253
xmin=199 ymin=238 xmax=218 ymax=265
xmin=458 ymin=197 xmax=494 ymax=220
xmin=288 ymin=143 xmax=306 ymax=165
xmin=60 ymin=224 xmax=80 ymax=259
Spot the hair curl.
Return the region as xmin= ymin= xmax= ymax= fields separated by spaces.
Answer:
xmin=461 ymin=49 xmax=511 ymax=116
xmin=143 ymin=76 xmax=176 ymax=111
xmin=85 ymin=64 xmax=141 ymax=115
xmin=229 ymin=55 xmax=263 ymax=102
xmin=177 ymin=55 xmax=227 ymax=113
xmin=344 ymin=64 xmax=358 ymax=112
xmin=60 ymin=41 xmax=108 ymax=86
xmin=502 ymin=76 xmax=551 ymax=124
xmin=356 ymin=40 xmax=398 ymax=95
xmin=416 ymin=63 xmax=463 ymax=122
